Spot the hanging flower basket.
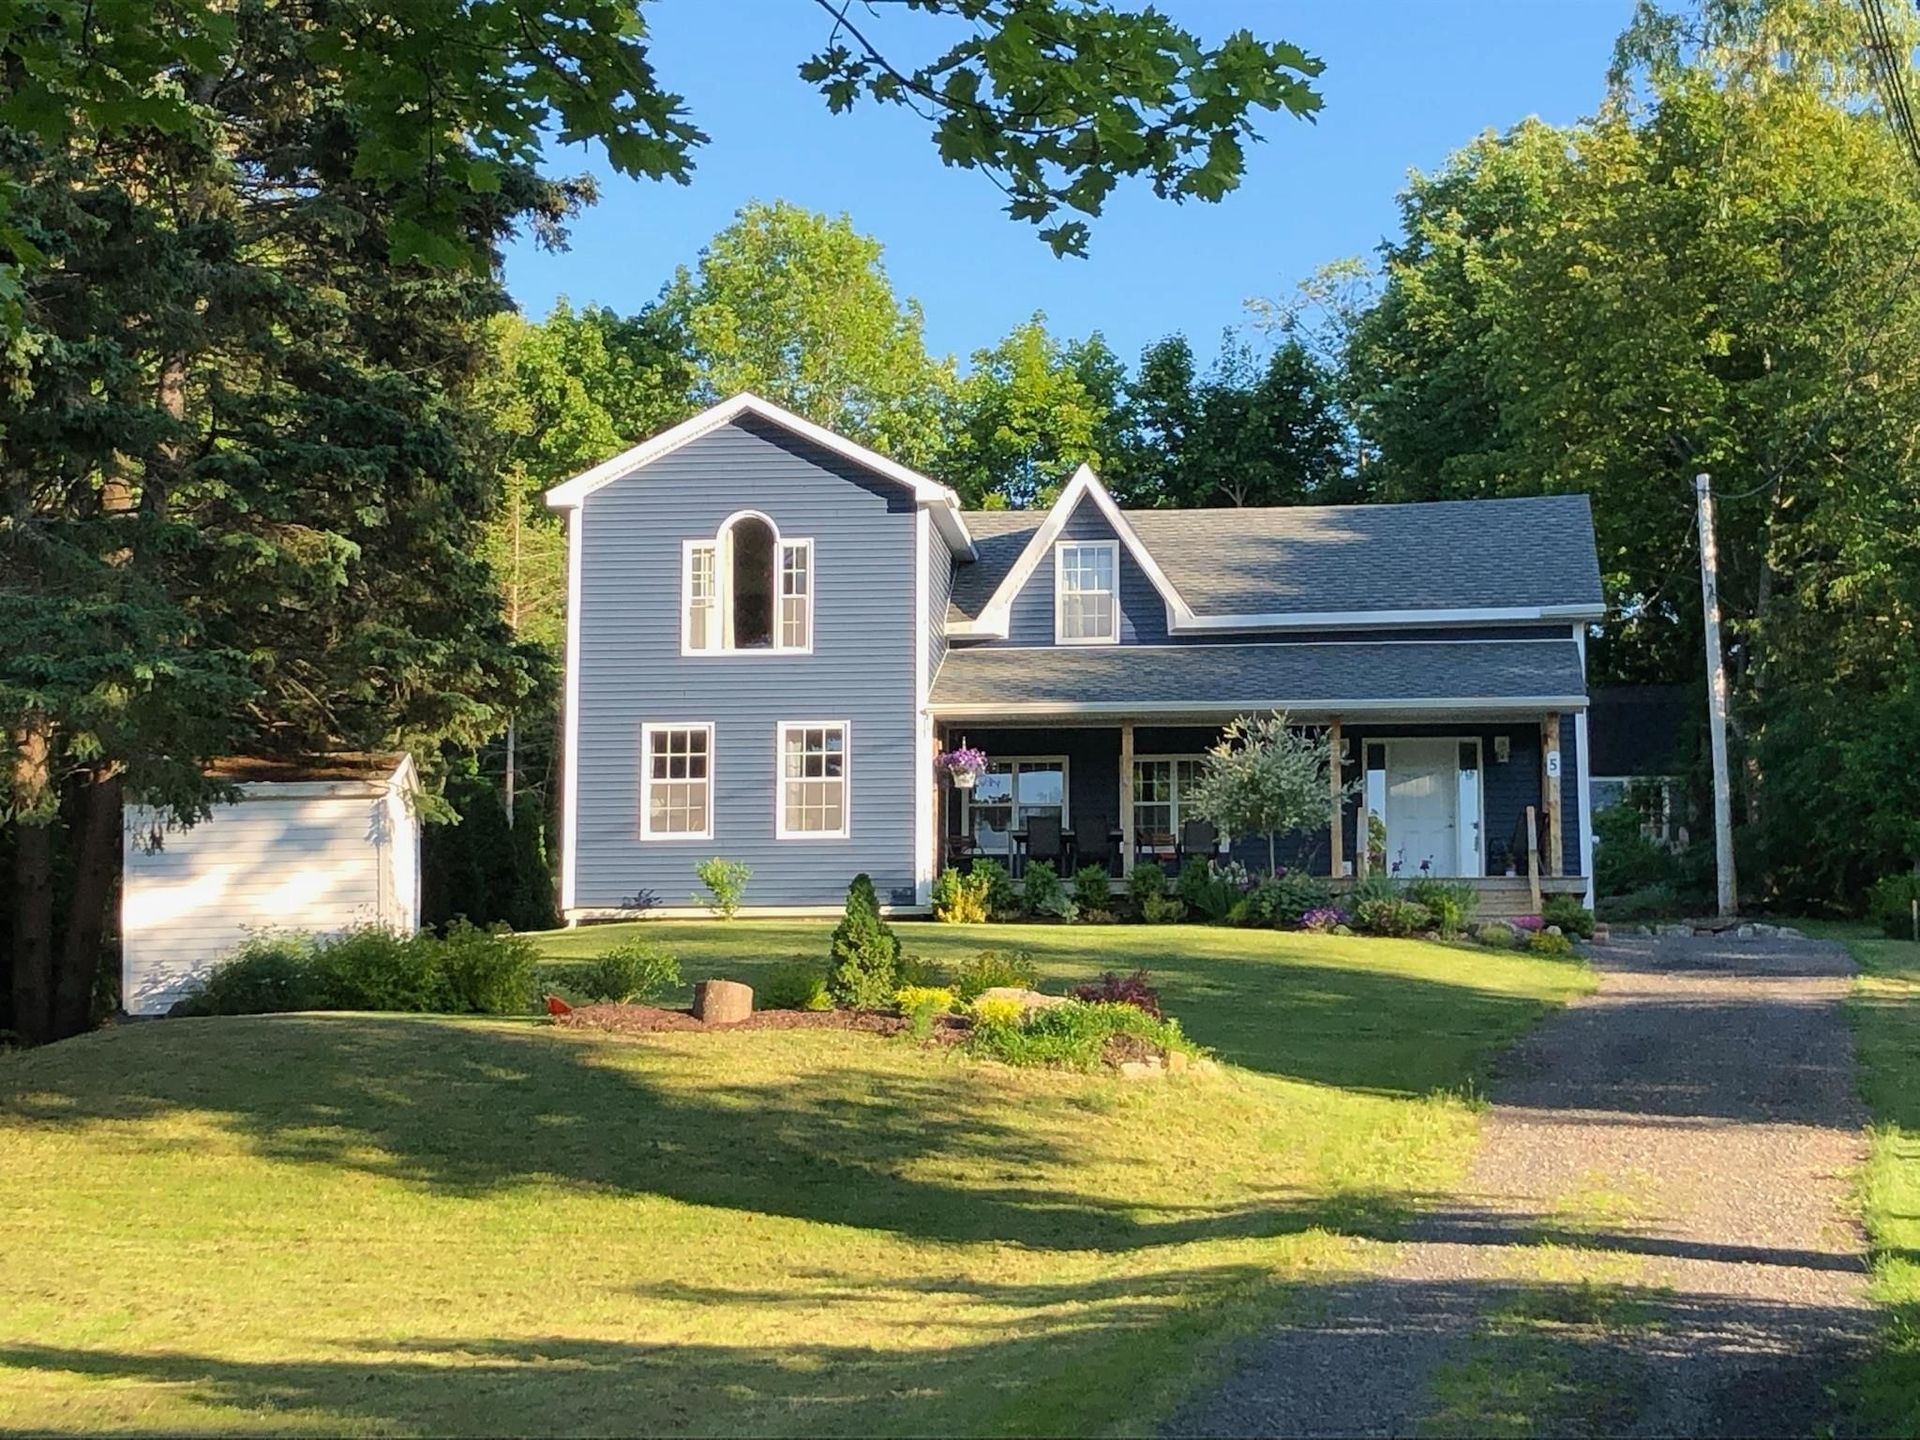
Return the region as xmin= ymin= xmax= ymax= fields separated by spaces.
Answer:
xmin=937 ymin=746 xmax=989 ymax=789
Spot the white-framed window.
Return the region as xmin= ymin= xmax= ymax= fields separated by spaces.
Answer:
xmin=682 ymin=512 xmax=814 ymax=655
xmin=963 ymin=756 xmax=1069 ymax=855
xmin=777 ymin=721 xmax=849 ymax=839
xmin=683 ymin=541 xmax=718 ymax=652
xmin=1054 ymin=539 xmax=1119 ymax=644
xmin=1131 ymin=756 xmax=1208 ymax=858
xmin=780 ymin=540 xmax=812 ymax=650
xmin=640 ymin=723 xmax=714 ymax=840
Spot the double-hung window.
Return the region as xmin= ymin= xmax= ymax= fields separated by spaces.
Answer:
xmin=1131 ymin=757 xmax=1206 ymax=857
xmin=777 ymin=722 xmax=849 ymax=839
xmin=641 ymin=723 xmax=713 ymax=839
xmin=683 ymin=513 xmax=813 ymax=654
xmin=1055 ymin=540 xmax=1118 ymax=644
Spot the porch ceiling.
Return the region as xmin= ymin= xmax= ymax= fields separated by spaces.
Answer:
xmin=928 ymin=638 xmax=1588 ymax=719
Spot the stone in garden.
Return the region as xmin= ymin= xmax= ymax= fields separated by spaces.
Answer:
xmin=976 ymin=986 xmax=1067 ymax=1012
xmin=1118 ymin=1059 xmax=1165 ymax=1081
xmin=1165 ymin=1050 xmax=1191 ymax=1074
xmin=1591 ymin=924 xmax=1610 ymax=944
xmin=1737 ymin=924 xmax=1757 ymax=939
xmin=1753 ymin=923 xmax=1778 ymax=937
xmin=1777 ymin=926 xmax=1805 ymax=939
xmin=1545 ymin=924 xmax=1564 ymax=937
xmin=693 ymin=979 xmax=753 ymax=1024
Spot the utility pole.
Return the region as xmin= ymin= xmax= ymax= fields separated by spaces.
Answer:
xmin=1696 ymin=473 xmax=1738 ymax=917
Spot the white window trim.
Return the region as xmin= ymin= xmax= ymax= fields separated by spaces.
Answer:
xmin=1053 ymin=538 xmax=1120 ymax=646
xmin=680 ymin=510 xmax=815 ymax=658
xmin=639 ymin=721 xmax=715 ymax=841
xmin=960 ymin=754 xmax=1072 ymax=853
xmin=1131 ymin=753 xmax=1219 ymax=856
xmin=775 ymin=719 xmax=851 ymax=841
xmin=778 ymin=537 xmax=814 ymax=652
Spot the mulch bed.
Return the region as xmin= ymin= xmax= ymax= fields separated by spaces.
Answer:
xmin=554 ymin=1003 xmax=970 ymax=1043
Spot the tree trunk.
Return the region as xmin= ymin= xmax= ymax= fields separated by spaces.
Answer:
xmin=10 ymin=724 xmax=55 ymax=1044
xmin=54 ymin=769 xmax=123 ymax=1039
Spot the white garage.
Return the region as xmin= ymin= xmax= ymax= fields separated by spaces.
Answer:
xmin=121 ymin=753 xmax=421 ymax=1016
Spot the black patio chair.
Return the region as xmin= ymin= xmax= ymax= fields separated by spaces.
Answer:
xmin=1177 ymin=818 xmax=1219 ymax=864
xmin=1073 ymin=813 xmax=1115 ymax=875
xmin=1024 ymin=813 xmax=1065 ymax=874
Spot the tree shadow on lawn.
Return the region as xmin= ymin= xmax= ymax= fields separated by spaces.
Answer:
xmin=0 ymin=1263 xmax=1274 ymax=1438
xmin=0 ymin=1017 xmax=1416 ymax=1252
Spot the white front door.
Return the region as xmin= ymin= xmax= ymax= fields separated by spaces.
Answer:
xmin=1386 ymin=739 xmax=1460 ymax=877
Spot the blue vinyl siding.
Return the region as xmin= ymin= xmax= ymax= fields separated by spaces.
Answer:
xmin=572 ymin=414 xmax=919 ymax=909
xmin=1000 ymin=498 xmax=1171 ymax=644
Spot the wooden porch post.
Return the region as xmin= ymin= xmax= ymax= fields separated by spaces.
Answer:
xmin=1327 ymin=717 xmax=1344 ymax=879
xmin=1119 ymin=721 xmax=1135 ymax=876
xmin=932 ymin=723 xmax=945 ymax=877
xmin=1542 ymin=713 xmax=1563 ymax=878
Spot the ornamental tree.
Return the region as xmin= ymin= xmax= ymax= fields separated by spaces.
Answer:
xmin=1184 ymin=713 xmax=1334 ymax=875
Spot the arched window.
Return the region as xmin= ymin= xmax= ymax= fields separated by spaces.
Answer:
xmin=682 ymin=513 xmax=813 ymax=654
xmin=728 ymin=515 xmax=775 ymax=649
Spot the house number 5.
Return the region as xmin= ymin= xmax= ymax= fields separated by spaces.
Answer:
xmin=1546 ymin=750 xmax=1562 ymax=778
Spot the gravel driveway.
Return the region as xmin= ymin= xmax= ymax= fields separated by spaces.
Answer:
xmin=1166 ymin=932 xmax=1873 ymax=1438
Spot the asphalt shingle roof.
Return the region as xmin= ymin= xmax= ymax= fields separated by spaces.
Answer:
xmin=928 ymin=639 xmax=1588 ymax=713
xmin=948 ymin=495 xmax=1603 ymax=621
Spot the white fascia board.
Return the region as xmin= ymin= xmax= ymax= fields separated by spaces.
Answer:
xmin=957 ymin=466 xmax=1193 ymax=637
xmin=545 ymin=391 xmax=975 ymax=559
xmin=929 ymin=695 xmax=1591 ymax=720
xmin=1167 ymin=603 xmax=1608 ymax=634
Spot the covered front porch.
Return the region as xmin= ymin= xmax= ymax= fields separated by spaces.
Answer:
xmin=933 ymin=710 xmax=1588 ymax=914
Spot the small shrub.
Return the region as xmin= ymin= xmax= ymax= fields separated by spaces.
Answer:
xmin=437 ymin=921 xmax=542 ymax=1014
xmin=971 ymin=858 xmax=1020 ymax=920
xmin=1405 ymin=878 xmax=1477 ymax=936
xmin=313 ymin=928 xmax=447 ymax=1011
xmin=1072 ymin=864 xmax=1115 ymax=917
xmin=1140 ymin=891 xmax=1188 ymax=924
xmin=761 ymin=958 xmax=832 ymax=1011
xmin=1347 ymin=873 xmax=1403 ymax=907
xmin=1528 ymin=929 xmax=1577 ymax=957
xmin=1070 ymin=969 xmax=1161 ymax=1016
xmin=1020 ymin=860 xmax=1075 ymax=919
xmin=693 ymin=857 xmax=752 ymax=918
xmin=896 ymin=952 xmax=948 ymax=988
xmin=1298 ymin=906 xmax=1347 ymax=933
xmin=828 ymin=874 xmax=902 ymax=1009
xmin=169 ymin=934 xmax=323 ymax=1016
xmin=1127 ymin=861 xmax=1169 ymax=910
xmin=953 ymin=948 xmax=1039 ymax=1001
xmin=1596 ymin=883 xmax=1685 ymax=923
xmin=1353 ymin=897 xmax=1433 ymax=938
xmin=968 ymin=995 xmax=1028 ymax=1028
xmin=1541 ymin=896 xmax=1596 ymax=939
xmin=577 ymin=939 xmax=681 ymax=1005
xmin=1476 ymin=921 xmax=1519 ymax=949
xmin=1869 ymin=874 xmax=1920 ymax=940
xmin=894 ymin=985 xmax=957 ymax=1040
xmin=1082 ymin=907 xmax=1118 ymax=925
xmin=966 ymin=999 xmax=1201 ymax=1071
xmin=1178 ymin=857 xmax=1243 ymax=924
xmin=931 ymin=867 xmax=991 ymax=924
xmin=1244 ymin=870 xmax=1332 ymax=928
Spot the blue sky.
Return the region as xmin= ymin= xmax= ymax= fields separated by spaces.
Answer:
xmin=503 ymin=0 xmax=1637 ymax=367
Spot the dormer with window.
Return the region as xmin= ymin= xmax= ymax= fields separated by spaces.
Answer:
xmin=683 ymin=510 xmax=813 ymax=655
xmin=1054 ymin=539 xmax=1119 ymax=644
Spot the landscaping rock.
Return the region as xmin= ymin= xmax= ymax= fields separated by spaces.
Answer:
xmin=1591 ymin=923 xmax=1611 ymax=945
xmin=976 ymin=986 xmax=1068 ymax=1012
xmin=692 ymin=979 xmax=753 ymax=1025
xmin=1737 ymin=924 xmax=1757 ymax=939
xmin=1778 ymin=926 xmax=1806 ymax=940
xmin=1165 ymin=1049 xmax=1191 ymax=1074
xmin=1118 ymin=1058 xmax=1165 ymax=1081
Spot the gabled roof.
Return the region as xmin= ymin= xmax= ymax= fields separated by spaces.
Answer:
xmin=946 ymin=466 xmax=1187 ymax=637
xmin=545 ymin=392 xmax=976 ymax=558
xmin=947 ymin=481 xmax=1605 ymax=635
xmin=930 ymin=638 xmax=1588 ymax=716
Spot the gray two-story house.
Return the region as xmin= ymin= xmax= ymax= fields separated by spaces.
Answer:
xmin=547 ymin=393 xmax=1603 ymax=920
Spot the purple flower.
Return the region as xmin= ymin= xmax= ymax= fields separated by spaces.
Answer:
xmin=1299 ymin=906 xmax=1349 ymax=933
xmin=1510 ymin=914 xmax=1545 ymax=932
xmin=937 ymin=747 xmax=989 ymax=778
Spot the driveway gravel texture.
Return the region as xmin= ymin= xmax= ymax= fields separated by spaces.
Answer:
xmin=1166 ymin=932 xmax=1873 ymax=1438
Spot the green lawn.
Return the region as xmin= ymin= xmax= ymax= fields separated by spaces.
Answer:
xmin=0 ymin=923 xmax=1590 ymax=1436
xmin=1829 ymin=923 xmax=1920 ymax=1436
